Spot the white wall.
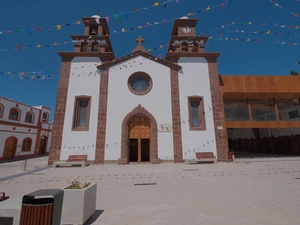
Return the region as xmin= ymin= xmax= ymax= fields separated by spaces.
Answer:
xmin=0 ymin=97 xmax=40 ymax=126
xmin=0 ymin=124 xmax=37 ymax=157
xmin=105 ymin=56 xmax=174 ymax=160
xmin=60 ymin=57 xmax=101 ymax=160
xmin=178 ymin=57 xmax=217 ymax=160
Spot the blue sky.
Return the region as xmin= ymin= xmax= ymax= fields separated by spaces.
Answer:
xmin=0 ymin=0 xmax=299 ymax=121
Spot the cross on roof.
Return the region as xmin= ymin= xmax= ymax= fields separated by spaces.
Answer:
xmin=136 ymin=36 xmax=144 ymax=46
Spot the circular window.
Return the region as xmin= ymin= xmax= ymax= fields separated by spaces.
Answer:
xmin=128 ymin=72 xmax=152 ymax=95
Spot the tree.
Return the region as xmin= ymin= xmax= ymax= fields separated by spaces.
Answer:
xmin=290 ymin=70 xmax=299 ymax=76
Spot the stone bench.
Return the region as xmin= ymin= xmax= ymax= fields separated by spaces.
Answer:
xmin=185 ymin=152 xmax=217 ymax=164
xmin=53 ymin=155 xmax=88 ymax=168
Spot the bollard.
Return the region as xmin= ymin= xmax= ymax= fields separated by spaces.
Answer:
xmin=21 ymin=160 xmax=27 ymax=171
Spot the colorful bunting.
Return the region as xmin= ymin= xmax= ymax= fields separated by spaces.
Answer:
xmin=268 ymin=0 xmax=300 ymax=19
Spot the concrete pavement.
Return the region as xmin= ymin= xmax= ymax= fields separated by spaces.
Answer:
xmin=0 ymin=156 xmax=300 ymax=225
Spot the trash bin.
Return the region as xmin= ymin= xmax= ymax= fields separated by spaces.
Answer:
xmin=19 ymin=189 xmax=63 ymax=225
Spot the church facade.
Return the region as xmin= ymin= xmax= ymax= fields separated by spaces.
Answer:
xmin=48 ymin=16 xmax=228 ymax=164
xmin=48 ymin=16 xmax=300 ymax=165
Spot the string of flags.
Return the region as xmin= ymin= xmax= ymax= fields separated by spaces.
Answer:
xmin=112 ymin=0 xmax=237 ymax=34
xmin=215 ymin=36 xmax=300 ymax=47
xmin=200 ymin=21 xmax=300 ymax=36
xmin=1 ymin=0 xmax=237 ymax=52
xmin=225 ymin=29 xmax=300 ymax=37
xmin=50 ymin=138 xmax=216 ymax=154
xmin=268 ymin=0 xmax=300 ymax=19
xmin=0 ymin=0 xmax=179 ymax=36
xmin=0 ymin=40 xmax=73 ymax=52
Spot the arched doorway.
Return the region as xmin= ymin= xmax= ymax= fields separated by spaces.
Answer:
xmin=3 ymin=137 xmax=17 ymax=160
xmin=129 ymin=116 xmax=150 ymax=163
xmin=118 ymin=105 xmax=160 ymax=164
xmin=39 ymin=136 xmax=47 ymax=155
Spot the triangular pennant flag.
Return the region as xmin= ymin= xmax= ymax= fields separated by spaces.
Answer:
xmin=115 ymin=14 xmax=119 ymax=21
xmin=57 ymin=25 xmax=61 ymax=30
xmin=76 ymin=20 xmax=81 ymax=24
xmin=27 ymin=29 xmax=32 ymax=34
xmin=206 ymin=5 xmax=210 ymax=10
xmin=160 ymin=45 xmax=163 ymax=48
xmin=163 ymin=2 xmax=167 ymax=7
xmin=146 ymin=22 xmax=151 ymax=26
xmin=138 ymin=26 xmax=143 ymax=28
xmin=105 ymin=17 xmax=109 ymax=22
xmin=16 ymin=44 xmax=22 ymax=49
xmin=35 ymin=28 xmax=41 ymax=31
xmin=154 ymin=2 xmax=159 ymax=6
xmin=122 ymin=28 xmax=126 ymax=32
xmin=36 ymin=43 xmax=41 ymax=48
xmin=266 ymin=30 xmax=270 ymax=34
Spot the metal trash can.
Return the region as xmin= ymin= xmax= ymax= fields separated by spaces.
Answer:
xmin=19 ymin=189 xmax=63 ymax=225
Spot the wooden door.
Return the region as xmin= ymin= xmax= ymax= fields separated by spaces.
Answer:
xmin=129 ymin=117 xmax=150 ymax=163
xmin=4 ymin=137 xmax=17 ymax=160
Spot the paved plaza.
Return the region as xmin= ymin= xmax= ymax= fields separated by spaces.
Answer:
xmin=0 ymin=155 xmax=300 ymax=225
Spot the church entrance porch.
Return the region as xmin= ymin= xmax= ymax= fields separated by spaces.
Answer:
xmin=118 ymin=105 xmax=160 ymax=165
xmin=129 ymin=117 xmax=150 ymax=163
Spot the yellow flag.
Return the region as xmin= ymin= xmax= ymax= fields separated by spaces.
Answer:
xmin=188 ymin=13 xmax=193 ymax=16
xmin=160 ymin=45 xmax=163 ymax=48
xmin=246 ymin=38 xmax=250 ymax=41
xmin=266 ymin=30 xmax=270 ymax=34
xmin=54 ymin=42 xmax=57 ymax=45
xmin=122 ymin=28 xmax=126 ymax=32
xmin=76 ymin=20 xmax=81 ymax=24
xmin=138 ymin=26 xmax=143 ymax=28
xmin=154 ymin=2 xmax=159 ymax=6
xmin=36 ymin=43 xmax=41 ymax=48
xmin=206 ymin=5 xmax=210 ymax=10
xmin=57 ymin=25 xmax=61 ymax=30
xmin=236 ymin=38 xmax=239 ymax=40
xmin=248 ymin=22 xmax=252 ymax=24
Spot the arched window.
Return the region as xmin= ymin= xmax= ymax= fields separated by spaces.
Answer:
xmin=0 ymin=103 xmax=4 ymax=118
xmin=21 ymin=137 xmax=32 ymax=152
xmin=42 ymin=112 xmax=49 ymax=122
xmin=25 ymin=112 xmax=35 ymax=123
xmin=9 ymin=108 xmax=21 ymax=121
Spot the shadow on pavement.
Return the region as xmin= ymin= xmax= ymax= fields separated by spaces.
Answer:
xmin=84 ymin=210 xmax=104 ymax=225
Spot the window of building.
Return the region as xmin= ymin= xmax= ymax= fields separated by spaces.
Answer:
xmin=224 ymin=99 xmax=250 ymax=121
xmin=289 ymin=110 xmax=300 ymax=119
xmin=188 ymin=96 xmax=206 ymax=130
xmin=21 ymin=137 xmax=32 ymax=152
xmin=128 ymin=72 xmax=152 ymax=95
xmin=250 ymin=99 xmax=277 ymax=121
xmin=73 ymin=96 xmax=91 ymax=131
xmin=9 ymin=108 xmax=21 ymax=121
xmin=0 ymin=104 xmax=4 ymax=118
xmin=25 ymin=112 xmax=34 ymax=123
xmin=277 ymin=99 xmax=300 ymax=121
xmin=42 ymin=113 xmax=49 ymax=122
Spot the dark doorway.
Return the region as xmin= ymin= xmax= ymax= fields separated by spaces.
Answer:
xmin=130 ymin=139 xmax=138 ymax=162
xmin=39 ymin=136 xmax=47 ymax=155
xmin=141 ymin=139 xmax=150 ymax=162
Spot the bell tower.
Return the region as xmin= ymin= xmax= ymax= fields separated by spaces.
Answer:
xmin=59 ymin=15 xmax=115 ymax=60
xmin=166 ymin=17 xmax=209 ymax=58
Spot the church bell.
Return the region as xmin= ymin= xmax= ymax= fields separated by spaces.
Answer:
xmin=91 ymin=29 xmax=97 ymax=35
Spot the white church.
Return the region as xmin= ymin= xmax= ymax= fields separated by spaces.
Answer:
xmin=48 ymin=15 xmax=229 ymax=164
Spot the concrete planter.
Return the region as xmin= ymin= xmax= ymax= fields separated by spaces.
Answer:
xmin=61 ymin=183 xmax=97 ymax=225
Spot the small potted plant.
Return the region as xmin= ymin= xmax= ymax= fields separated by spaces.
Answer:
xmin=61 ymin=178 xmax=97 ymax=225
